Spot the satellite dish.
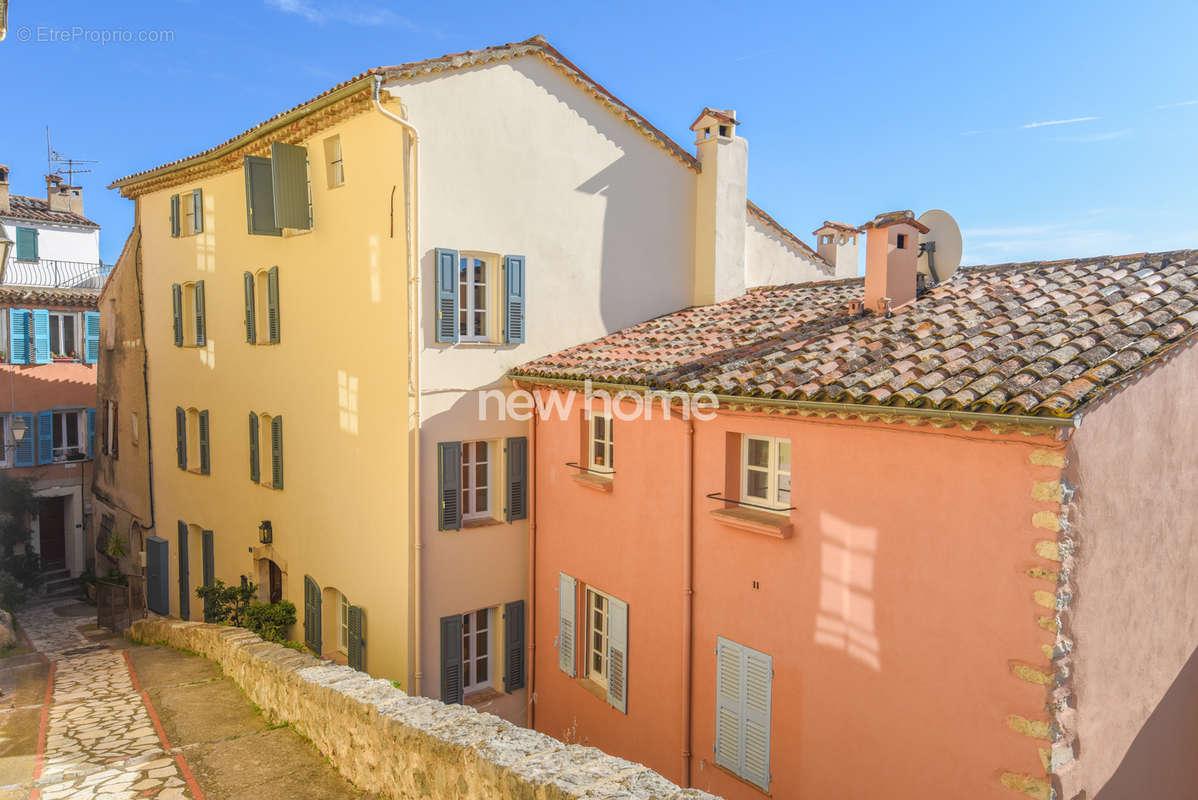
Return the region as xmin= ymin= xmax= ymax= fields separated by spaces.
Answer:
xmin=916 ymin=209 xmax=963 ymax=283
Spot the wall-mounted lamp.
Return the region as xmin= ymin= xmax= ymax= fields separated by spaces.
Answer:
xmin=258 ymin=520 xmax=272 ymax=545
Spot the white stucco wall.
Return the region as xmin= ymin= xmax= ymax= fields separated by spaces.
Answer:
xmin=0 ymin=218 xmax=102 ymax=285
xmin=744 ymin=214 xmax=833 ymax=288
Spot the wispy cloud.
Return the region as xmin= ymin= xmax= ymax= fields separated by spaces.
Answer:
xmin=960 ymin=130 xmax=983 ymax=136
xmin=1155 ymin=99 xmax=1198 ymax=109
xmin=265 ymin=0 xmax=420 ymax=29
xmin=962 ymin=219 xmax=1134 ymax=264
xmin=1055 ymin=129 xmax=1131 ymax=143
xmin=1021 ymin=116 xmax=1098 ymax=129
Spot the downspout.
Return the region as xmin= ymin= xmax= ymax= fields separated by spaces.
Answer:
xmin=373 ymin=75 xmax=425 ymax=695
xmin=526 ymin=408 xmax=538 ymax=728
xmin=681 ymin=418 xmax=695 ymax=785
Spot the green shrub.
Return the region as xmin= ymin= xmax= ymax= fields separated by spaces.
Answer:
xmin=0 ymin=569 xmax=25 ymax=611
xmin=245 ymin=600 xmax=297 ymax=643
xmin=195 ymin=579 xmax=258 ymax=625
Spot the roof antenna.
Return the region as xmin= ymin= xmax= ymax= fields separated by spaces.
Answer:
xmin=45 ymin=126 xmax=98 ymax=187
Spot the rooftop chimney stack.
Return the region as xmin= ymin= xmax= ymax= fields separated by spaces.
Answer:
xmin=813 ymin=221 xmax=862 ymax=279
xmin=861 ymin=210 xmax=929 ymax=313
xmin=46 ymin=174 xmax=83 ymax=217
xmin=691 ymin=107 xmax=747 ymax=305
xmin=0 ymin=165 xmax=9 ymax=214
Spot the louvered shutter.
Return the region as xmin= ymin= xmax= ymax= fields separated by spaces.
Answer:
xmin=175 ymin=406 xmax=186 ymax=469
xmin=244 ymin=156 xmax=282 ymax=236
xmin=348 ymin=605 xmax=365 ymax=671
xmin=9 ymin=309 xmax=29 ymax=363
xmin=437 ymin=441 xmax=461 ymax=530
xmin=271 ymin=143 xmax=311 ymax=230
xmin=243 ymin=272 xmax=256 ymax=343
xmin=558 ymin=573 xmax=576 ymax=676
xmin=304 ymin=576 xmax=322 ymax=654
xmin=715 ymin=637 xmax=744 ymax=774
xmin=201 ymin=529 xmax=215 ymax=621
xmin=503 ymin=600 xmax=525 ymax=692
xmin=248 ymin=412 xmax=259 ymax=483
xmin=170 ymin=194 xmax=181 ymax=237
xmin=172 ymin=284 xmax=183 ymax=346
xmin=13 ymin=413 xmax=34 ymax=466
xmin=177 ymin=522 xmax=190 ymax=620
xmin=14 ymin=228 xmax=38 ymax=260
xmin=146 ymin=536 xmax=169 ymax=615
xmin=503 ymin=255 xmax=526 ymax=344
xmin=36 ymin=410 xmax=52 ymax=465
xmin=194 ymin=281 xmax=206 ymax=346
xmin=267 ymin=266 xmax=281 ymax=343
xmin=31 ymin=310 xmax=49 ymax=364
xmin=83 ymin=311 xmax=100 ymax=363
xmin=440 ymin=614 xmax=464 ymax=704
xmin=192 ymin=189 xmax=204 ymax=233
xmin=270 ymin=416 xmax=283 ymax=489
xmin=505 ymin=436 xmax=527 ymax=522
xmin=742 ymin=647 xmax=773 ymax=791
xmin=434 ymin=248 xmax=459 ymax=343
xmin=198 ymin=410 xmax=210 ymax=474
xmin=606 ymin=596 xmax=628 ymax=713
xmin=87 ymin=408 xmax=95 ymax=460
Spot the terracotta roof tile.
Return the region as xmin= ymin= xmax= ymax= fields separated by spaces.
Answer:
xmin=0 ymin=195 xmax=99 ymax=228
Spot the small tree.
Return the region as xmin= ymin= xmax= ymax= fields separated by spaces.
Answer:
xmin=195 ymin=579 xmax=257 ymax=625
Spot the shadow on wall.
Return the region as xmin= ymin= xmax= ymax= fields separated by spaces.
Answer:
xmin=1094 ymin=643 xmax=1198 ymax=800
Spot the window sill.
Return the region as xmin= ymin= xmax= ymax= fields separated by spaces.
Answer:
xmin=576 ymin=677 xmax=608 ymax=703
xmin=322 ymin=650 xmax=348 ymax=666
xmin=463 ymin=517 xmax=504 ymax=530
xmin=710 ymin=506 xmax=793 ymax=539
xmin=572 ymin=472 xmax=613 ymax=492
xmin=464 ymin=687 xmax=502 ymax=707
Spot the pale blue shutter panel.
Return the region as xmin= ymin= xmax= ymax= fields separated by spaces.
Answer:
xmin=36 ymin=410 xmax=52 ymax=464
xmin=558 ymin=573 xmax=576 ymax=677
xmin=244 ymin=156 xmax=282 ymax=236
xmin=192 ymin=189 xmax=204 ymax=233
xmin=177 ymin=522 xmax=190 ymax=620
xmin=175 ymin=406 xmax=186 ymax=469
xmin=505 ymin=436 xmax=527 ymax=522
xmin=606 ymin=596 xmax=628 ymax=713
xmin=243 ymin=272 xmax=256 ymax=343
xmin=172 ymin=284 xmax=183 ymax=346
xmin=267 ymin=266 xmax=280 ymax=343
xmin=198 ymin=410 xmax=210 ymax=474
xmin=170 ymin=194 xmax=181 ymax=237
xmin=146 ymin=536 xmax=169 ymax=615
xmin=434 ymin=248 xmax=459 ymax=343
xmin=437 ymin=441 xmax=461 ymax=530
xmin=31 ymin=310 xmax=50 ymax=363
xmin=270 ymin=143 xmax=312 ymax=230
xmin=503 ymin=255 xmax=526 ymax=344
xmin=194 ymin=281 xmax=207 ymax=346
xmin=348 ymin=605 xmax=365 ymax=671
xmin=304 ymin=576 xmax=322 ymax=653
xmin=714 ymin=637 xmax=743 ymax=775
xmin=83 ymin=311 xmax=100 ymax=363
xmin=742 ymin=647 xmax=773 ymax=791
xmin=13 ymin=413 xmax=35 ymax=466
xmin=15 ymin=228 xmax=38 ymax=260
xmin=270 ymin=416 xmax=283 ymax=489
xmin=440 ymin=614 xmax=464 ymax=704
xmin=503 ymin=600 xmax=525 ymax=692
xmin=87 ymin=408 xmax=96 ymax=460
xmin=248 ymin=412 xmax=259 ymax=483
xmin=9 ymin=309 xmax=29 ymax=363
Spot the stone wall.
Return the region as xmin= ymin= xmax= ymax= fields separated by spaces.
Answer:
xmin=129 ymin=617 xmax=719 ymax=800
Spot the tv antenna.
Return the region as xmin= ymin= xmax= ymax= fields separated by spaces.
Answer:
xmin=45 ymin=126 xmax=98 ymax=187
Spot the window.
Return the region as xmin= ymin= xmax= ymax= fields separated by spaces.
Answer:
xmin=324 ymin=135 xmax=344 ymax=188
xmin=49 ymin=312 xmax=78 ymax=359
xmin=103 ymin=400 xmax=118 ymax=458
xmin=587 ymin=588 xmax=611 ymax=689
xmin=244 ymin=143 xmax=312 ymax=235
xmin=714 ymin=637 xmax=773 ymax=791
xmin=15 ymin=228 xmax=38 ymax=261
xmin=458 ymin=255 xmax=489 ymax=342
xmin=175 ymin=406 xmax=210 ymax=474
xmin=589 ymin=412 xmax=614 ymax=473
xmin=248 ymin=411 xmax=283 ymax=489
xmin=556 ymin=574 xmax=628 ymax=713
xmin=896 ymin=233 xmax=908 ymax=249
xmin=172 ymin=281 xmax=206 ymax=348
xmin=51 ymin=410 xmax=86 ymax=461
xmin=434 ymin=249 xmax=525 ymax=346
xmin=244 ymin=268 xmax=281 ymax=345
xmin=741 ymin=435 xmax=791 ymax=512
xmin=461 ymin=441 xmax=490 ymax=521
xmin=462 ymin=608 xmax=493 ymax=694
xmin=338 ymin=593 xmax=350 ymax=654
xmin=170 ymin=189 xmax=204 ymax=236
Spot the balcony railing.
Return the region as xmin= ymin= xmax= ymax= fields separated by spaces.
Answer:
xmin=1 ymin=259 xmax=112 ymax=289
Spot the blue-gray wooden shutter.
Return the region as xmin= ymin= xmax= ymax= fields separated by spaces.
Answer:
xmin=440 ymin=614 xmax=464 ymax=704
xmin=13 ymin=413 xmax=35 ymax=466
xmin=714 ymin=637 xmax=743 ymax=776
xmin=558 ymin=573 xmax=576 ymax=677
xmin=31 ymin=309 xmax=49 ymax=363
xmin=243 ymin=272 xmax=256 ymax=343
xmin=270 ymin=142 xmax=311 ymax=230
xmin=348 ymin=605 xmax=365 ymax=671
xmin=36 ymin=410 xmax=52 ymax=465
xmin=191 ymin=189 xmax=204 ymax=233
xmin=304 ymin=575 xmax=322 ymax=654
xmin=201 ymin=529 xmax=215 ymax=621
xmin=742 ymin=646 xmax=773 ymax=791
xmin=194 ymin=280 xmax=206 ymax=346
xmin=244 ymin=155 xmax=282 ymax=236
xmin=434 ymin=248 xmax=459 ymax=343
xmin=87 ymin=408 xmax=95 ymax=460
xmin=503 ymin=255 xmax=526 ymax=344
xmin=146 ymin=536 xmax=169 ymax=615
xmin=249 ymin=411 xmax=259 ymax=483
xmin=9 ymin=309 xmax=29 ymax=363
xmin=14 ymin=227 xmax=38 ymax=260
xmin=170 ymin=194 xmax=181 ymax=237
xmin=175 ymin=406 xmax=186 ymax=469
xmin=503 ymin=600 xmax=525 ymax=692
xmin=606 ymin=596 xmax=628 ymax=713
xmin=271 ymin=415 xmax=283 ymax=489
xmin=267 ymin=266 xmax=281 ymax=343
xmin=177 ymin=522 xmax=190 ymax=620
xmin=437 ymin=441 xmax=461 ymax=530
xmin=83 ymin=311 xmax=100 ymax=363
xmin=198 ymin=410 xmax=211 ymax=474
xmin=172 ymin=284 xmax=183 ymax=346
xmin=505 ymin=436 xmax=527 ymax=522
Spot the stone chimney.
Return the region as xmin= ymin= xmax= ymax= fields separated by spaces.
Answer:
xmin=691 ymin=108 xmax=747 ymax=305
xmin=861 ymin=210 xmax=929 ymax=313
xmin=813 ymin=221 xmax=862 ymax=279
xmin=0 ymin=165 xmax=9 ymax=214
xmin=46 ymin=174 xmax=84 ymax=216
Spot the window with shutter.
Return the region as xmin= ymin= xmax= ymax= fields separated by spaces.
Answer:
xmin=194 ymin=280 xmax=207 ymax=347
xmin=714 ymin=636 xmax=772 ymax=791
xmin=504 ymin=600 xmax=525 ymax=692
xmin=558 ymin=573 xmax=577 ymax=677
xmin=270 ymin=415 xmax=283 ymax=489
xmin=304 ymin=576 xmax=322 ymax=654
xmin=505 ymin=436 xmax=527 ymax=522
xmin=503 ymin=255 xmax=526 ymax=344
xmin=248 ymin=411 xmax=260 ymax=483
xmin=172 ymin=284 xmax=183 ymax=346
xmin=434 ymin=248 xmax=459 ymax=344
xmin=83 ymin=311 xmax=100 ymax=363
xmin=146 ymin=536 xmax=169 ymax=616
xmin=437 ymin=441 xmax=462 ymax=530
xmin=198 ymin=410 xmax=211 ymax=474
xmin=244 ymin=155 xmax=282 ymax=236
xmin=177 ymin=522 xmax=190 ymax=621
xmin=440 ymin=614 xmax=464 ymax=704
xmin=267 ymin=266 xmax=281 ymax=343
xmin=270 ymin=143 xmax=312 ymax=230
xmin=9 ymin=309 xmax=30 ymax=364
xmin=243 ymin=272 xmax=257 ymax=343
xmin=31 ymin=309 xmax=50 ymax=364
xmin=15 ymin=228 xmax=38 ymax=260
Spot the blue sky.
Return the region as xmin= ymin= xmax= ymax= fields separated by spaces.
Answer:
xmin=2 ymin=0 xmax=1195 ymax=268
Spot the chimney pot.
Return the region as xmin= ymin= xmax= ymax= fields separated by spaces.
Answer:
xmin=861 ymin=210 xmax=929 ymax=312
xmin=813 ymin=221 xmax=862 ymax=279
xmin=691 ymin=107 xmax=747 ymax=305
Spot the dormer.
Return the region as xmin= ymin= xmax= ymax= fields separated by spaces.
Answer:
xmin=689 ymin=108 xmax=740 ymax=144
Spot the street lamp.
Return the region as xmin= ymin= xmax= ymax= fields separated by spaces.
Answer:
xmin=258 ymin=520 xmax=273 ymax=545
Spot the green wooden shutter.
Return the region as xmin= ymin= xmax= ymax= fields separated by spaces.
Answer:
xmin=271 ymin=415 xmax=283 ymax=489
xmin=175 ymin=406 xmax=186 ymax=469
xmin=270 ymin=142 xmax=311 ymax=230
xmin=194 ymin=280 xmax=207 ymax=346
xmin=304 ymin=576 xmax=322 ymax=654
xmin=437 ymin=441 xmax=461 ymax=530
xmin=742 ymin=647 xmax=773 ymax=791
xmin=503 ymin=600 xmax=525 ymax=692
xmin=243 ymin=272 xmax=257 ymax=343
xmin=505 ymin=436 xmax=527 ymax=522
xmin=267 ymin=266 xmax=281 ymax=343
xmin=36 ymin=410 xmax=52 ymax=465
xmin=503 ymin=255 xmax=526 ymax=344
xmin=83 ymin=311 xmax=101 ymax=363
xmin=9 ymin=309 xmax=29 ymax=363
xmin=714 ymin=637 xmax=743 ymax=775
xmin=146 ymin=536 xmax=169 ymax=615
xmin=87 ymin=408 xmax=96 ymax=460
xmin=172 ymin=284 xmax=183 ymax=346
xmin=177 ymin=522 xmax=190 ymax=620
xmin=15 ymin=228 xmax=38 ymax=260
xmin=558 ymin=573 xmax=576 ymax=677
xmin=192 ymin=189 xmax=204 ymax=233
xmin=434 ymin=248 xmax=459 ymax=343
xmin=440 ymin=614 xmax=464 ymax=704
xmin=31 ymin=309 xmax=49 ymax=363
xmin=198 ymin=410 xmax=210 ymax=474
xmin=348 ymin=605 xmax=365 ymax=671
xmin=606 ymin=596 xmax=628 ymax=713
xmin=249 ymin=411 xmax=260 ymax=483
xmin=201 ymin=529 xmax=215 ymax=621
xmin=244 ymin=155 xmax=282 ymax=236
xmin=170 ymin=194 xmax=181 ymax=237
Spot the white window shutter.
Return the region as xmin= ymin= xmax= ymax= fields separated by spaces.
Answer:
xmin=714 ymin=637 xmax=743 ymax=774
xmin=742 ymin=647 xmax=773 ymax=791
xmin=606 ymin=596 xmax=628 ymax=713
xmin=558 ymin=573 xmax=576 ymax=676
